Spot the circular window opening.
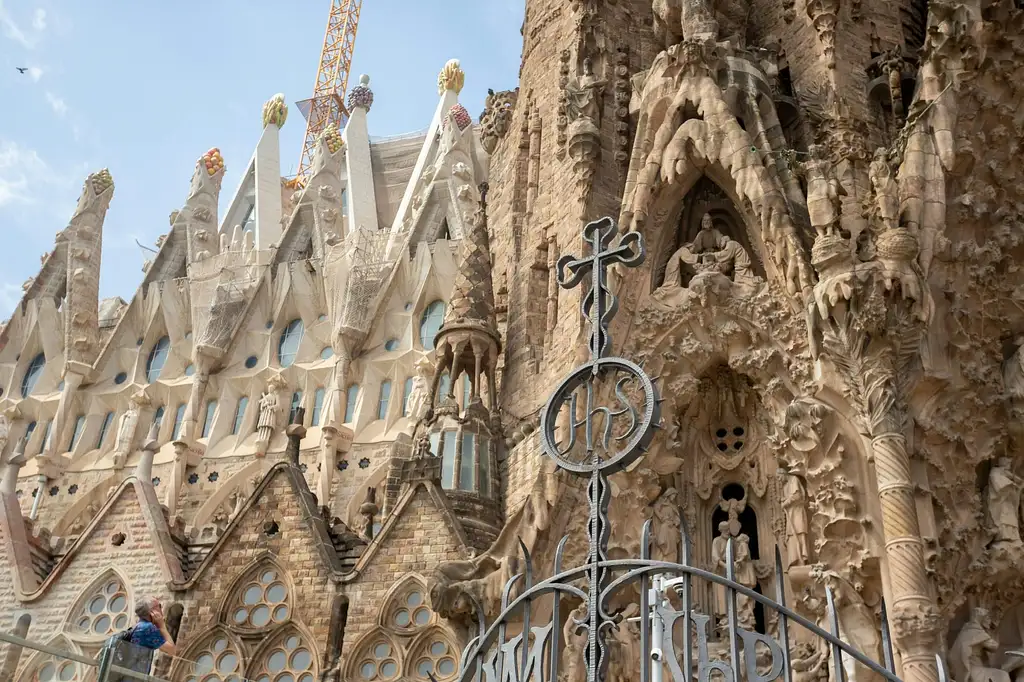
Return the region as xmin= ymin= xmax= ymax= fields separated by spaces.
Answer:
xmin=320 ymin=346 xmax=334 ymax=360
xmin=245 ymin=356 xmax=259 ymax=369
xmin=384 ymin=338 xmax=400 ymax=351
xmin=114 ymin=372 xmax=127 ymax=384
xmin=110 ymin=532 xmax=126 ymax=546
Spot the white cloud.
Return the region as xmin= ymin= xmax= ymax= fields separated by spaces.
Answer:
xmin=0 ymin=2 xmax=47 ymax=49
xmin=45 ymin=91 xmax=66 ymax=116
xmin=27 ymin=66 xmax=43 ymax=81
xmin=0 ymin=141 xmax=48 ymax=208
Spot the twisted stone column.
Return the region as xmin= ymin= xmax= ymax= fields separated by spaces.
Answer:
xmin=869 ymin=419 xmax=940 ymax=682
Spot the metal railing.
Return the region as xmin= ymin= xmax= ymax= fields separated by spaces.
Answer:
xmin=0 ymin=629 xmax=168 ymax=681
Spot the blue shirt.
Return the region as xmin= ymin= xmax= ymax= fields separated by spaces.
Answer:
xmin=129 ymin=621 xmax=166 ymax=650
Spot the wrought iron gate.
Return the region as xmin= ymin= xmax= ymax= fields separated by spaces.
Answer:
xmin=447 ymin=218 xmax=949 ymax=682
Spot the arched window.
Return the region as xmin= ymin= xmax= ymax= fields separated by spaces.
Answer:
xmin=479 ymin=436 xmax=491 ymax=496
xmin=402 ymin=377 xmax=414 ymax=416
xmin=68 ymin=573 xmax=131 ymax=638
xmin=377 ymin=381 xmax=392 ymax=421
xmin=146 ymin=336 xmax=170 ymax=383
xmin=20 ymin=353 xmax=45 ymax=397
xmin=353 ymin=638 xmax=400 ymax=682
xmin=68 ymin=415 xmax=86 ymax=451
xmin=440 ymin=432 xmax=456 ymax=489
xmin=232 ymin=397 xmax=248 ymax=435
xmin=18 ymin=645 xmax=81 ymax=682
xmin=461 ymin=373 xmax=472 ymax=407
xmin=251 ymin=631 xmax=317 ymax=682
xmin=418 ymin=301 xmax=445 ymax=350
xmin=459 ymin=433 xmax=475 ymax=492
xmin=227 ymin=565 xmax=291 ymax=629
xmin=172 ymin=403 xmax=187 ymax=439
xmin=289 ymin=392 xmax=304 ymax=424
xmin=344 ymin=384 xmax=359 ymax=423
xmin=183 ymin=631 xmax=243 ymax=682
xmin=202 ymin=400 xmax=217 ymax=438
xmin=96 ymin=412 xmax=115 ymax=449
xmin=278 ymin=319 xmax=304 ymax=368
xmin=409 ymin=632 xmax=459 ymax=681
xmin=311 ymin=388 xmax=325 ymax=426
xmin=153 ymin=406 xmax=165 ymax=430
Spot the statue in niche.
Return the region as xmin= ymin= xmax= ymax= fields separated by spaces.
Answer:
xmin=951 ymin=608 xmax=1011 ymax=682
xmin=711 ymin=521 xmax=756 ymax=628
xmin=798 ymin=144 xmax=847 ymax=238
xmin=406 ymin=357 xmax=434 ymax=423
xmin=659 ymin=213 xmax=756 ymax=296
xmin=564 ymin=58 xmax=606 ymax=127
xmin=720 ymin=493 xmax=747 ymax=535
xmin=778 ymin=467 xmax=810 ymax=565
xmin=113 ymin=391 xmax=149 ymax=467
xmin=987 ymin=457 xmax=1023 ymax=548
xmin=868 ymin=147 xmax=900 ymax=232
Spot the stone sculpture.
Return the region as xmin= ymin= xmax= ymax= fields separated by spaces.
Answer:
xmin=564 ymin=58 xmax=606 ymax=127
xmin=113 ymin=391 xmax=149 ymax=469
xmin=868 ymin=147 xmax=900 ymax=232
xmin=987 ymin=458 xmax=1023 ymax=548
xmin=799 ymin=144 xmax=847 ymax=237
xmin=657 ymin=213 xmax=757 ymax=304
xmin=779 ymin=468 xmax=810 ymax=565
xmin=950 ymin=608 xmax=1011 ymax=682
xmin=406 ymin=357 xmax=434 ymax=423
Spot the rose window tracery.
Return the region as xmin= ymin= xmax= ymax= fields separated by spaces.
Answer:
xmin=184 ymin=635 xmax=244 ymax=682
xmin=66 ymin=572 xmax=131 ymax=639
xmin=229 ymin=567 xmax=290 ymax=628
xmin=22 ymin=658 xmax=80 ymax=682
xmin=252 ymin=632 xmax=317 ymax=682
xmin=386 ymin=586 xmax=432 ymax=631
xmin=410 ymin=633 xmax=459 ymax=681
xmin=356 ymin=639 xmax=400 ymax=681
xmin=347 ymin=574 xmax=457 ymax=682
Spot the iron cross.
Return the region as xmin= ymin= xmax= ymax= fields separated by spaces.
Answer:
xmin=556 ymin=217 xmax=646 ymax=363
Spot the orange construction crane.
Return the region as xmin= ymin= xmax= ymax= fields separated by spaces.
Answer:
xmin=293 ymin=0 xmax=364 ymax=188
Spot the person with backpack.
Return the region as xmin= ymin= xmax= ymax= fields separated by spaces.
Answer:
xmin=104 ymin=597 xmax=177 ymax=680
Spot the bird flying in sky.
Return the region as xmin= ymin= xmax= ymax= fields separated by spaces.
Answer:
xmin=16 ymin=67 xmax=28 ymax=74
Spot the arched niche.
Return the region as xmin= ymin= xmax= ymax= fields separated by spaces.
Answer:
xmin=651 ymin=176 xmax=766 ymax=292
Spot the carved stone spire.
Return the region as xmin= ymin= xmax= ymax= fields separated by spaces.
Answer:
xmin=439 ymin=184 xmax=500 ymax=344
xmin=177 ymin=148 xmax=225 ymax=265
xmin=63 ymin=169 xmax=114 ymax=373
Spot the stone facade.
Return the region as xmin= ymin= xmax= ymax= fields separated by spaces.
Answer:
xmin=2 ymin=1 xmax=1024 ymax=681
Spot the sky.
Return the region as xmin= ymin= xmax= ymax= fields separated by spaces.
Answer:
xmin=0 ymin=0 xmax=525 ymax=319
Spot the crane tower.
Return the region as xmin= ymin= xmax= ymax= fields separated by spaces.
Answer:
xmin=294 ymin=0 xmax=364 ymax=188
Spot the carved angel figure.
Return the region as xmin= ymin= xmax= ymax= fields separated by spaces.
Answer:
xmin=988 ymin=457 xmax=1023 ymax=547
xmin=257 ymin=390 xmax=280 ymax=432
xmin=660 ymin=213 xmax=755 ymax=291
xmin=114 ymin=399 xmax=143 ymax=457
xmin=799 ymin=144 xmax=847 ymax=237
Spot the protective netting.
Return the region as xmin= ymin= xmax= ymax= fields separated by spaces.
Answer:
xmin=330 ymin=225 xmax=402 ymax=335
xmin=191 ymin=256 xmax=259 ymax=350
